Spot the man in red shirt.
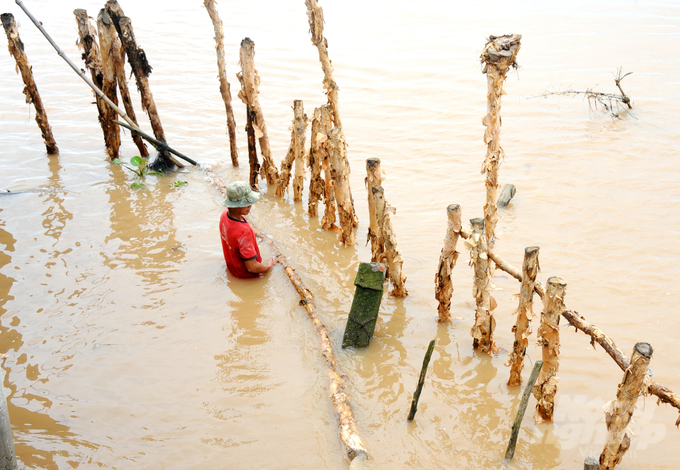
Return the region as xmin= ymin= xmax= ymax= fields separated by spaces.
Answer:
xmin=219 ymin=181 xmax=275 ymax=278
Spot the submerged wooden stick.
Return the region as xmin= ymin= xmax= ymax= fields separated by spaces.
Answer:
xmin=408 ymin=339 xmax=436 ymax=421
xmin=204 ymin=0 xmax=238 ymax=166
xmin=506 ymin=246 xmax=540 ymax=386
xmin=74 ymin=9 xmax=120 ymax=160
xmin=2 ymin=12 xmax=58 ymax=155
xmin=505 ymin=360 xmax=543 ymax=461
xmin=600 ymin=342 xmax=653 ymax=469
xmin=533 ymin=276 xmax=566 ymax=423
xmin=466 ymin=217 xmax=497 ymax=354
xmin=366 ymin=158 xmax=385 ymax=263
xmin=435 ymin=204 xmax=462 ymax=322
xmin=480 ymin=34 xmax=521 ymax=273
xmin=372 ymin=185 xmax=407 ymax=296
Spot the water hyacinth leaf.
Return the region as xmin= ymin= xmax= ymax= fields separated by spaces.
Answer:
xmin=130 ymin=156 xmax=143 ymax=167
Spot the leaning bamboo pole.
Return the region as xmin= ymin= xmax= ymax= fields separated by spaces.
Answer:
xmin=506 ymin=246 xmax=540 ymax=386
xmin=74 ymin=9 xmax=120 ymax=161
xmin=97 ymin=8 xmax=148 ymax=158
xmin=307 ymin=106 xmax=327 ymax=218
xmin=465 ymin=217 xmax=497 ymax=354
xmin=532 ymin=276 xmax=566 ymax=423
xmin=2 ymin=13 xmax=58 ymax=155
xmin=276 ymin=100 xmax=307 ymax=199
xmin=203 ymin=0 xmax=238 ymax=166
xmin=237 ymin=37 xmax=278 ymax=185
xmin=328 ymin=128 xmax=355 ymax=246
xmin=203 ymin=166 xmax=367 ymax=461
xmin=480 ymin=34 xmax=521 ymax=273
xmin=434 ymin=204 xmax=463 ymax=322
xmin=372 ymin=185 xmax=407 ymax=297
xmin=366 ymin=158 xmax=385 ymax=263
xmin=600 ymin=342 xmax=653 ymax=469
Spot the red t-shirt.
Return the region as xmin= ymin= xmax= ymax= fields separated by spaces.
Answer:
xmin=219 ymin=210 xmax=262 ymax=278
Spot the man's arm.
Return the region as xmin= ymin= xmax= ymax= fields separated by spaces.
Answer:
xmin=244 ymin=256 xmax=275 ymax=274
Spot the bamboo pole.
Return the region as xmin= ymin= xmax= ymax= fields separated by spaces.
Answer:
xmin=532 ymin=276 xmax=566 ymax=423
xmin=307 ymin=106 xmax=327 ymax=218
xmin=407 ymin=339 xmax=436 ymax=421
xmin=371 ymin=185 xmax=407 ymax=297
xmin=2 ymin=13 xmax=58 ymax=155
xmin=96 ymin=8 xmax=148 ymax=158
xmin=246 ymin=106 xmax=260 ymax=189
xmin=466 ymin=217 xmax=497 ymax=354
xmin=504 ymin=360 xmax=543 ymax=461
xmin=0 ymin=371 xmax=17 ymax=470
xmin=434 ymin=204 xmax=463 ymax=322
xmin=74 ymin=9 xmax=120 ymax=161
xmin=480 ymin=34 xmax=521 ymax=273
xmin=236 ymin=37 xmax=278 ymax=185
xmin=366 ymin=158 xmax=385 ymax=263
xmin=506 ymin=246 xmax=540 ymax=386
xmin=276 ymin=100 xmax=308 ymax=199
xmin=203 ymin=0 xmax=238 ymax=166
xmin=328 ymin=127 xmax=355 ymax=246
xmin=600 ymin=342 xmax=653 ymax=469
xmin=203 ymin=166 xmax=367 ymax=460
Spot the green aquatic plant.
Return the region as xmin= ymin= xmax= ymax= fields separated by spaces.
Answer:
xmin=170 ymin=181 xmax=188 ymax=188
xmin=112 ymin=156 xmax=161 ymax=190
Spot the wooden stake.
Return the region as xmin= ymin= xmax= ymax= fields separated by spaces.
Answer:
xmin=366 ymin=158 xmax=385 ymax=263
xmin=307 ymin=106 xmax=329 ymax=218
xmin=480 ymin=34 xmax=521 ymax=273
xmin=276 ymin=100 xmax=308 ymax=199
xmin=1 ymin=13 xmax=58 ymax=155
xmin=600 ymin=342 xmax=653 ymax=469
xmin=316 ymin=106 xmax=337 ymax=229
xmin=408 ymin=339 xmax=436 ymax=421
xmin=505 ymin=360 xmax=543 ymax=461
xmin=246 ymin=106 xmax=260 ymax=189
xmin=74 ymin=9 xmax=120 ymax=160
xmin=372 ymin=185 xmax=407 ymax=297
xmin=435 ymin=204 xmax=463 ymax=322
xmin=237 ymin=37 xmax=279 ymax=185
xmin=532 ymin=276 xmax=566 ymax=423
xmin=203 ymin=0 xmax=238 ymax=166
xmin=466 ymin=217 xmax=497 ymax=354
xmin=506 ymin=246 xmax=540 ymax=386
xmin=328 ymin=127 xmax=355 ymax=246
xmin=96 ymin=8 xmax=148 ymax=158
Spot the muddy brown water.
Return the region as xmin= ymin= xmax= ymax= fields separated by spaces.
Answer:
xmin=1 ymin=0 xmax=679 ymax=468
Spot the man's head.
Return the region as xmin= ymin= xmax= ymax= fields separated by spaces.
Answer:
xmin=223 ymin=181 xmax=261 ymax=208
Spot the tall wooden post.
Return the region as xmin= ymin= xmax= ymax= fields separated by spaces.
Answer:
xmin=314 ymin=106 xmax=337 ymax=229
xmin=328 ymin=127 xmax=355 ymax=246
xmin=532 ymin=276 xmax=566 ymax=423
xmin=308 ymin=106 xmax=329 ymax=218
xmin=246 ymin=107 xmax=260 ymax=189
xmin=96 ymin=8 xmax=148 ymax=158
xmin=276 ymin=100 xmax=307 ymax=199
xmin=237 ymin=37 xmax=279 ymax=185
xmin=466 ymin=217 xmax=497 ymax=354
xmin=372 ymin=185 xmax=407 ymax=297
xmin=2 ymin=13 xmax=58 ymax=155
xmin=480 ymin=34 xmax=521 ymax=273
xmin=366 ymin=158 xmax=385 ymax=263
xmin=74 ymin=9 xmax=120 ymax=160
xmin=600 ymin=342 xmax=653 ymax=469
xmin=204 ymin=0 xmax=238 ymax=166
xmin=435 ymin=204 xmax=463 ymax=322
xmin=506 ymin=246 xmax=540 ymax=386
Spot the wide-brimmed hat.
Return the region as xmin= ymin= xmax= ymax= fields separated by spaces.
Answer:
xmin=223 ymin=181 xmax=261 ymax=208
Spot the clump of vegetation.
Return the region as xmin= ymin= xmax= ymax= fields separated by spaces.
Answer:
xmin=112 ymin=156 xmax=161 ymax=189
xmin=170 ymin=181 xmax=188 ymax=188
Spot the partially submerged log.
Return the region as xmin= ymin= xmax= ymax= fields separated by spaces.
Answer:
xmin=506 ymin=246 xmax=540 ymax=386
xmin=533 ymin=276 xmax=566 ymax=423
xmin=600 ymin=342 xmax=653 ymax=469
xmin=434 ymin=204 xmax=463 ymax=322
xmin=307 ymin=106 xmax=328 ymax=218
xmin=342 ymin=262 xmax=386 ymax=348
xmin=366 ymin=158 xmax=385 ymax=263
xmin=1 ymin=13 xmax=58 ymax=155
xmin=328 ymin=127 xmax=355 ymax=246
xmin=465 ymin=217 xmax=497 ymax=354
xmin=480 ymin=34 xmax=521 ymax=272
xmin=97 ymin=8 xmax=148 ymax=158
xmin=372 ymin=185 xmax=407 ymax=297
xmin=74 ymin=9 xmax=120 ymax=160
xmin=276 ymin=100 xmax=308 ymax=199
xmin=204 ymin=0 xmax=239 ymax=166
xmin=237 ymin=37 xmax=279 ymax=185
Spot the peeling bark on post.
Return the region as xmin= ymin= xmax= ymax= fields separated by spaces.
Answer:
xmin=600 ymin=343 xmax=653 ymax=469
xmin=97 ymin=8 xmax=147 ymax=158
xmin=465 ymin=217 xmax=497 ymax=354
xmin=75 ymin=9 xmax=120 ymax=160
xmin=308 ymin=106 xmax=327 ymax=217
xmin=2 ymin=13 xmax=58 ymax=155
xmin=434 ymin=204 xmax=463 ymax=322
xmin=327 ymin=127 xmax=355 ymax=246
xmin=506 ymin=246 xmax=540 ymax=386
xmin=366 ymin=158 xmax=385 ymax=263
xmin=246 ymin=106 xmax=260 ymax=189
xmin=533 ymin=276 xmax=566 ymax=423
xmin=372 ymin=185 xmax=407 ymax=297
xmin=276 ymin=100 xmax=307 ymax=199
xmin=314 ymin=106 xmax=336 ymax=228
xmin=204 ymin=0 xmax=238 ymax=166
xmin=480 ymin=34 xmax=521 ymax=273
xmin=237 ymin=37 xmax=278 ymax=185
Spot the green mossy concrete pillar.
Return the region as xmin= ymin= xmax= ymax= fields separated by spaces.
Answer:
xmin=342 ymin=262 xmax=386 ymax=348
